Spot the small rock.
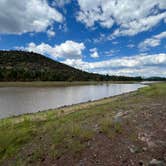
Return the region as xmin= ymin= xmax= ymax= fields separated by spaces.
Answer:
xmin=93 ymin=153 xmax=97 ymax=158
xmin=56 ymin=156 xmax=61 ymax=160
xmin=129 ymin=145 xmax=141 ymax=154
xmin=138 ymin=132 xmax=150 ymax=142
xmin=148 ymin=159 xmax=165 ymax=166
xmin=27 ymin=153 xmax=32 ymax=157
xmin=142 ymin=147 xmax=147 ymax=152
xmin=78 ymin=158 xmax=87 ymax=166
xmin=94 ymin=124 xmax=99 ymax=131
xmin=163 ymin=153 xmax=166 ymax=161
xmin=147 ymin=141 xmax=156 ymax=148
xmin=122 ymin=159 xmax=128 ymax=164
xmin=99 ymin=130 xmax=103 ymax=134
xmin=87 ymin=141 xmax=91 ymax=147
xmin=139 ymin=160 xmax=144 ymax=166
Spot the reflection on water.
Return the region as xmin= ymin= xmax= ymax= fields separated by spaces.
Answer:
xmin=0 ymin=83 xmax=145 ymax=118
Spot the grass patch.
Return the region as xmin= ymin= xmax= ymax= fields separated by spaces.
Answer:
xmin=0 ymin=122 xmax=36 ymax=160
xmin=137 ymin=83 xmax=166 ymax=97
xmin=100 ymin=117 xmax=123 ymax=138
xmin=51 ymin=119 xmax=94 ymax=158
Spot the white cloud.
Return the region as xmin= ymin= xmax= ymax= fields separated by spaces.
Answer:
xmin=112 ymin=41 xmax=119 ymax=45
xmin=58 ymin=23 xmax=68 ymax=32
xmin=90 ymin=52 xmax=99 ymax=58
xmin=0 ymin=0 xmax=63 ymax=34
xmin=110 ymin=12 xmax=166 ymax=38
xmin=24 ymin=40 xmax=85 ymax=59
xmin=77 ymin=0 xmax=166 ymax=36
xmin=99 ymin=67 xmax=166 ymax=77
xmin=104 ymin=50 xmax=119 ymax=56
xmin=90 ymin=48 xmax=99 ymax=58
xmin=139 ymin=31 xmax=166 ymax=50
xmin=53 ymin=0 xmax=71 ymax=7
xmin=91 ymin=34 xmax=107 ymax=44
xmin=62 ymin=53 xmax=166 ymax=76
xmin=47 ymin=29 xmax=56 ymax=38
xmin=127 ymin=44 xmax=135 ymax=48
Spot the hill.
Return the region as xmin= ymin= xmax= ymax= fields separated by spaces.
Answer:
xmin=0 ymin=50 xmax=143 ymax=82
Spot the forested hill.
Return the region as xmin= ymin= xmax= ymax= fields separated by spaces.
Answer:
xmin=0 ymin=50 xmax=142 ymax=81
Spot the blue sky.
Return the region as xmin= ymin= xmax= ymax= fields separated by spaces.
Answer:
xmin=0 ymin=0 xmax=166 ymax=77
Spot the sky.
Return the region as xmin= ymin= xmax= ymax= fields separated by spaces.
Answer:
xmin=0 ymin=0 xmax=166 ymax=77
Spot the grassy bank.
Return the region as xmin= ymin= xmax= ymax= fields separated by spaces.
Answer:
xmin=0 ymin=81 xmax=139 ymax=87
xmin=0 ymin=83 xmax=165 ymax=165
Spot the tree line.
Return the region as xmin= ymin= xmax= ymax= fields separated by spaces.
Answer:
xmin=0 ymin=50 xmax=165 ymax=82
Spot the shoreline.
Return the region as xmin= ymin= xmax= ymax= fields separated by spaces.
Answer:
xmin=0 ymin=81 xmax=140 ymax=87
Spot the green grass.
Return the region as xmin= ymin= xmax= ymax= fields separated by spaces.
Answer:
xmin=0 ymin=120 xmax=36 ymax=160
xmin=0 ymin=82 xmax=165 ymax=165
xmin=138 ymin=83 xmax=166 ymax=97
xmin=100 ymin=117 xmax=123 ymax=138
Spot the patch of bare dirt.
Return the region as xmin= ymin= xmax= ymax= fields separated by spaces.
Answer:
xmin=42 ymin=97 xmax=166 ymax=166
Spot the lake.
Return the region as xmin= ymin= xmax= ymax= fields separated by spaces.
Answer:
xmin=0 ymin=83 xmax=146 ymax=119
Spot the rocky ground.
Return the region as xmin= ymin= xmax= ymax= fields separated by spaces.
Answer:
xmin=51 ymin=89 xmax=166 ymax=166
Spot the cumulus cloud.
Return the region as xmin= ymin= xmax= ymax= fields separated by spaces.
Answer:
xmin=139 ymin=31 xmax=166 ymax=51
xmin=104 ymin=50 xmax=119 ymax=56
xmin=76 ymin=0 xmax=166 ymax=37
xmin=62 ymin=53 xmax=166 ymax=76
xmin=53 ymin=0 xmax=71 ymax=7
xmin=90 ymin=48 xmax=99 ymax=58
xmin=110 ymin=12 xmax=166 ymax=38
xmin=47 ymin=29 xmax=56 ymax=38
xmin=99 ymin=67 xmax=166 ymax=77
xmin=24 ymin=40 xmax=85 ymax=59
xmin=0 ymin=0 xmax=63 ymax=34
xmin=127 ymin=44 xmax=135 ymax=48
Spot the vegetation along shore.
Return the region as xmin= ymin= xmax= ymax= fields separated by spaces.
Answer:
xmin=0 ymin=83 xmax=165 ymax=165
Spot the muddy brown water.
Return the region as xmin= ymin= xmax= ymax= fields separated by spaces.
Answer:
xmin=0 ymin=83 xmax=146 ymax=119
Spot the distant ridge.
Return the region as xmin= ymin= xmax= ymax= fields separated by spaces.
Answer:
xmin=0 ymin=50 xmax=164 ymax=81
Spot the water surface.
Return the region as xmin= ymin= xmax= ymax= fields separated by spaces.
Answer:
xmin=0 ymin=83 xmax=145 ymax=119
